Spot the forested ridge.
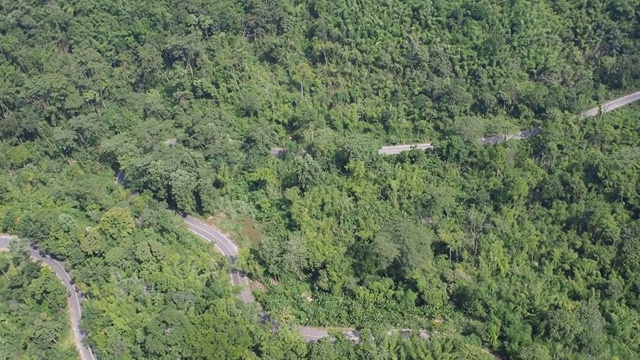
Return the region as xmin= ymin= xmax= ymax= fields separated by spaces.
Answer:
xmin=1 ymin=0 xmax=640 ymax=358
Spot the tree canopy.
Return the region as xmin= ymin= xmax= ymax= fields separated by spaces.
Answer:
xmin=0 ymin=251 xmax=78 ymax=360
xmin=1 ymin=0 xmax=640 ymax=358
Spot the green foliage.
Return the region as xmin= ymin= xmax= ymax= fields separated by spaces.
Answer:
xmin=1 ymin=0 xmax=640 ymax=358
xmin=371 ymin=220 xmax=434 ymax=278
xmin=0 ymin=253 xmax=78 ymax=360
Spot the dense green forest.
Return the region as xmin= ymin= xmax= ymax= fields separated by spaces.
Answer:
xmin=0 ymin=249 xmax=78 ymax=359
xmin=1 ymin=0 xmax=640 ymax=358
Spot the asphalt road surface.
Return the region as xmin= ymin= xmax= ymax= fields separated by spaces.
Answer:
xmin=4 ymin=90 xmax=638 ymax=352
xmin=183 ymin=218 xmax=424 ymax=343
xmin=379 ymin=91 xmax=640 ymax=155
xmin=183 ymin=216 xmax=255 ymax=304
xmin=0 ymin=234 xmax=97 ymax=360
xmin=479 ymin=127 xmax=543 ymax=145
xmin=377 ymin=143 xmax=434 ymax=155
xmin=582 ymin=91 xmax=640 ymax=117
xmin=183 ymin=216 xmax=343 ymax=342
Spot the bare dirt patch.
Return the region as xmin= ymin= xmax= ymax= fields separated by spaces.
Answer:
xmin=251 ymin=279 xmax=268 ymax=293
xmin=239 ymin=216 xmax=263 ymax=245
xmin=204 ymin=213 xmax=234 ymax=238
xmin=205 ymin=212 xmax=264 ymax=247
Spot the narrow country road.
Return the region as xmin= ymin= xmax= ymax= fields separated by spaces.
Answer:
xmin=2 ymin=90 xmax=638 ymax=354
xmin=183 ymin=217 xmax=424 ymax=343
xmin=0 ymin=235 xmax=96 ymax=360
xmin=378 ymin=90 xmax=640 ymax=155
xmin=183 ymin=216 xmax=255 ymax=304
xmin=184 ymin=216 xmax=343 ymax=342
xmin=378 ymin=143 xmax=434 ymax=155
xmin=478 ymin=127 xmax=543 ymax=145
xmin=581 ymin=91 xmax=640 ymax=117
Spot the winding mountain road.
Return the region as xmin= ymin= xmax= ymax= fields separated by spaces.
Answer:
xmin=2 ymin=90 xmax=639 ymax=355
xmin=581 ymin=91 xmax=640 ymax=117
xmin=378 ymin=90 xmax=640 ymax=155
xmin=183 ymin=217 xmax=255 ymax=304
xmin=0 ymin=235 xmax=96 ymax=360
xmin=184 ymin=216 xmax=355 ymax=342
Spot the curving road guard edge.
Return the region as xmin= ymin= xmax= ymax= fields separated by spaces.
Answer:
xmin=0 ymin=234 xmax=97 ymax=360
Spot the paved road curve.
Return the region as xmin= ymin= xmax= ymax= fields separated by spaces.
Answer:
xmin=183 ymin=216 xmax=255 ymax=304
xmin=581 ymin=91 xmax=640 ymax=117
xmin=184 ymin=217 xmax=424 ymax=343
xmin=0 ymin=235 xmax=97 ymax=360
xmin=378 ymin=91 xmax=640 ymax=155
xmin=183 ymin=216 xmax=346 ymax=342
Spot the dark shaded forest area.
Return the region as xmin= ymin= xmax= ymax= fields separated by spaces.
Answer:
xmin=1 ymin=0 xmax=640 ymax=359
